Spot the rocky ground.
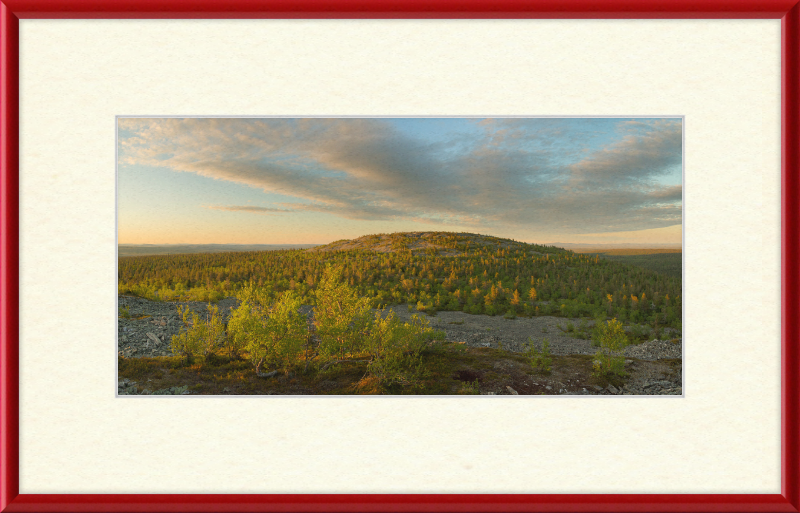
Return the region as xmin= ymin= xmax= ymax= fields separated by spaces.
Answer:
xmin=381 ymin=306 xmax=681 ymax=361
xmin=118 ymin=295 xmax=682 ymax=396
xmin=117 ymin=295 xmax=239 ymax=358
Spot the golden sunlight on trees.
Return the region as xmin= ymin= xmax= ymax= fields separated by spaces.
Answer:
xmin=120 ymin=232 xmax=681 ymax=330
xmin=168 ymin=264 xmax=446 ymax=387
xmin=313 ymin=265 xmax=373 ymax=364
xmin=592 ymin=318 xmax=629 ymax=379
xmin=170 ymin=305 xmax=225 ymax=363
xmin=227 ymin=288 xmax=307 ymax=375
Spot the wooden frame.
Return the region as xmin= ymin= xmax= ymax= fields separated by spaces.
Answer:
xmin=1 ymin=1 xmax=798 ymax=511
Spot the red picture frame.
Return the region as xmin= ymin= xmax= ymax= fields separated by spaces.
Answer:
xmin=1 ymin=1 xmax=798 ymax=512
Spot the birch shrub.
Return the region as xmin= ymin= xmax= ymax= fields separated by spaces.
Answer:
xmin=526 ymin=337 xmax=552 ymax=373
xmin=365 ymin=311 xmax=444 ymax=386
xmin=592 ymin=318 xmax=629 ymax=379
xmin=313 ymin=265 xmax=373 ymax=365
xmin=227 ymin=289 xmax=307 ymax=375
xmin=171 ymin=304 xmax=226 ymax=363
xmin=221 ymin=264 xmax=446 ymax=388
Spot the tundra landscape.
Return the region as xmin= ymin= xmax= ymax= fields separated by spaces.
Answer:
xmin=117 ymin=117 xmax=683 ymax=395
xmin=117 ymin=232 xmax=682 ymax=395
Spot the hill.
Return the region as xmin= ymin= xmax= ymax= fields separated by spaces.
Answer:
xmin=118 ymin=231 xmax=681 ymax=330
xmin=308 ymin=231 xmax=561 ymax=257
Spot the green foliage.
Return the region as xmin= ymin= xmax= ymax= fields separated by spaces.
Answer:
xmin=119 ymin=306 xmax=130 ymax=319
xmin=314 ymin=265 xmax=373 ymax=364
xmin=594 ymin=252 xmax=682 ymax=279
xmin=627 ymin=323 xmax=650 ymax=343
xmin=591 ymin=315 xmax=606 ymax=347
xmin=228 ymin=290 xmax=307 ymax=375
xmin=219 ymin=264 xmax=448 ymax=388
xmin=504 ymin=309 xmax=517 ymax=320
xmin=458 ymin=379 xmax=481 ymax=394
xmin=118 ymin=281 xmax=225 ymax=303
xmin=652 ymin=325 xmax=663 ymax=341
xmin=593 ymin=318 xmax=628 ymax=352
xmin=118 ymin=231 xmax=681 ymax=326
xmin=365 ymin=312 xmax=444 ymax=387
xmin=570 ymin=318 xmax=591 ymax=339
xmin=592 ymin=352 xmax=627 ymax=379
xmin=526 ymin=337 xmax=552 ymax=373
xmin=170 ymin=304 xmax=225 ymax=363
xmin=225 ymin=301 xmax=261 ymax=361
xmin=592 ymin=318 xmax=629 ymax=379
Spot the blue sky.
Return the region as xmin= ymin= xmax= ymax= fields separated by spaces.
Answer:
xmin=118 ymin=117 xmax=682 ymax=245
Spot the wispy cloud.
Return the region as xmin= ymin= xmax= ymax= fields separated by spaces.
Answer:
xmin=119 ymin=117 xmax=682 ymax=235
xmin=204 ymin=205 xmax=292 ymax=214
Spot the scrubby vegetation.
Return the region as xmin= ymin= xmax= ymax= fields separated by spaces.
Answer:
xmin=167 ymin=265 xmax=446 ymax=391
xmin=119 ymin=231 xmax=681 ymax=331
xmin=170 ymin=304 xmax=225 ymax=363
xmin=526 ymin=337 xmax=552 ymax=374
xmin=592 ymin=318 xmax=629 ymax=381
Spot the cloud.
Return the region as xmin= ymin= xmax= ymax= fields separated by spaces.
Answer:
xmin=567 ymin=120 xmax=682 ymax=188
xmin=119 ymin=117 xmax=682 ymax=235
xmin=647 ymin=184 xmax=683 ymax=201
xmin=204 ymin=205 xmax=291 ymax=214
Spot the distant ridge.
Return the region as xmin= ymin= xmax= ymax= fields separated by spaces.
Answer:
xmin=119 ymin=238 xmax=680 ymax=258
xmin=118 ymin=243 xmax=321 ymax=257
xmin=543 ymin=242 xmax=682 ymax=250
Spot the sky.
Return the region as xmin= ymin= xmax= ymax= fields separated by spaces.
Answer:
xmin=117 ymin=117 xmax=682 ymax=246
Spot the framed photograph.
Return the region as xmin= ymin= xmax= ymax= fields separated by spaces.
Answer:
xmin=1 ymin=1 xmax=798 ymax=512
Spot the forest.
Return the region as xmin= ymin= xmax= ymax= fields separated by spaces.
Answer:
xmin=578 ymin=251 xmax=682 ymax=279
xmin=118 ymin=231 xmax=682 ymax=331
